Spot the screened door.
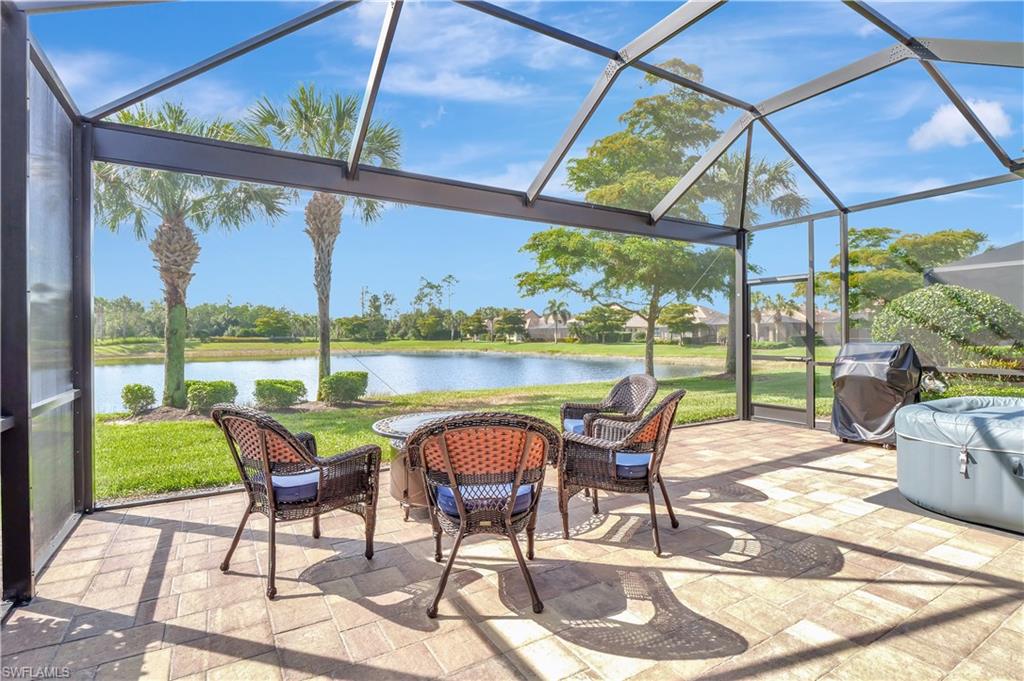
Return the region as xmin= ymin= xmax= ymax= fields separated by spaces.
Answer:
xmin=748 ymin=276 xmax=816 ymax=427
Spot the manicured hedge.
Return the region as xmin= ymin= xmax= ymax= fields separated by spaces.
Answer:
xmin=872 ymin=284 xmax=1024 ymax=367
xmin=923 ymin=382 xmax=1024 ymax=401
xmin=319 ymin=371 xmax=368 ymax=406
xmin=121 ymin=383 xmax=155 ymax=416
xmin=751 ymin=340 xmax=789 ymax=350
xmin=254 ymin=379 xmax=307 ymax=409
xmin=185 ymin=380 xmax=238 ymax=414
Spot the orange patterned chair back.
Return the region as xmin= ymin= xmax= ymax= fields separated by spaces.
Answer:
xmin=406 ymin=412 xmax=561 ymax=489
xmin=627 ymin=390 xmax=685 ymax=474
xmin=212 ymin=405 xmax=317 ymax=509
xmin=421 ymin=426 xmax=549 ymax=478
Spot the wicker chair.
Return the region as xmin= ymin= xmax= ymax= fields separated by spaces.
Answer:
xmin=211 ymin=404 xmax=381 ymax=599
xmin=558 ymin=389 xmax=686 ymax=556
xmin=404 ymin=413 xmax=561 ymax=617
xmin=560 ymin=374 xmax=658 ymax=440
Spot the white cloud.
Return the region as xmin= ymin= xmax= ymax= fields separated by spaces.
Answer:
xmin=855 ymin=22 xmax=880 ymax=38
xmin=48 ymin=49 xmax=158 ymax=113
xmin=382 ymin=64 xmax=534 ymax=102
xmin=48 ymin=48 xmax=251 ymax=119
xmin=162 ymin=79 xmax=251 ymax=120
xmin=419 ymin=104 xmax=446 ymax=129
xmin=879 ymin=82 xmax=931 ymax=121
xmin=909 ymin=100 xmax=1012 ymax=151
xmin=473 ymin=161 xmax=542 ymax=191
xmin=323 ymin=0 xmax=592 ymax=104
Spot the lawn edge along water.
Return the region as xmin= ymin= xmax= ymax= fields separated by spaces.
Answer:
xmin=95 ymin=338 xmax=840 ymax=365
xmin=94 ymin=375 xmax=741 ymax=502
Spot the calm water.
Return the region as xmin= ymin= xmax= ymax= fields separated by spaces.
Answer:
xmin=95 ymin=351 xmax=706 ymax=413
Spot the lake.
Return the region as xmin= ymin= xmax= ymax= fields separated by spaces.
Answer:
xmin=94 ymin=351 xmax=710 ymax=413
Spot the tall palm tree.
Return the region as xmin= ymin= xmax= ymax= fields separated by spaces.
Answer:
xmin=94 ymin=103 xmax=290 ymax=408
xmin=750 ymin=291 xmax=768 ymax=341
xmin=543 ymin=299 xmax=570 ymax=343
xmin=706 ymin=154 xmax=809 ymax=374
xmin=768 ymin=293 xmax=800 ymax=342
xmin=241 ymin=85 xmax=401 ymax=396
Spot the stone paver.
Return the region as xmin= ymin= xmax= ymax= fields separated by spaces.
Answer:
xmin=3 ymin=421 xmax=1021 ymax=680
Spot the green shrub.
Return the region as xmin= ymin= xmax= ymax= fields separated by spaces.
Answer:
xmin=872 ymin=284 xmax=1024 ymax=367
xmin=185 ymin=380 xmax=238 ymax=414
xmin=96 ymin=336 xmax=162 ymax=346
xmin=319 ymin=371 xmax=368 ymax=406
xmin=789 ymin=334 xmax=825 ymax=347
xmin=253 ymin=379 xmax=307 ymax=409
xmin=121 ymin=383 xmax=155 ymax=416
xmin=751 ymin=340 xmax=789 ymax=350
xmin=923 ymin=379 xmax=1024 ymax=401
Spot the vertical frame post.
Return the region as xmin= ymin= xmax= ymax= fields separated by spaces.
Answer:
xmin=839 ymin=211 xmax=850 ymax=344
xmin=806 ymin=220 xmax=816 ymax=428
xmin=735 ymin=231 xmax=750 ymax=420
xmin=0 ymin=0 xmax=35 ymax=604
xmin=73 ymin=123 xmax=94 ymax=513
xmin=735 ymin=126 xmax=753 ymax=420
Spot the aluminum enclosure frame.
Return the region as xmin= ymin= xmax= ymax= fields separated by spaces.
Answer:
xmin=90 ymin=122 xmax=739 ymax=247
xmin=3 ymin=0 xmax=1023 ymax=610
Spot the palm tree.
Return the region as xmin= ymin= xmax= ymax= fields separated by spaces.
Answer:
xmin=93 ymin=103 xmax=290 ymax=408
xmin=543 ymin=299 xmax=570 ymax=342
xmin=707 ymin=154 xmax=809 ymax=374
xmin=241 ymin=85 xmax=401 ymax=396
xmin=768 ymin=293 xmax=800 ymax=342
xmin=441 ymin=274 xmax=459 ymax=340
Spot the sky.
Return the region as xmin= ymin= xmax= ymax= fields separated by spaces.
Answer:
xmin=30 ymin=0 xmax=1024 ymax=318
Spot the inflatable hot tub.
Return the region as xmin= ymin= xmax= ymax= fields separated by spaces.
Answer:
xmin=895 ymin=397 xmax=1024 ymax=533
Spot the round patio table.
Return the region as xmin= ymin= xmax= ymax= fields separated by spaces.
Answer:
xmin=372 ymin=411 xmax=469 ymax=521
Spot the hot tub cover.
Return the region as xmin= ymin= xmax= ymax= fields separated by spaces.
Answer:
xmin=895 ymin=396 xmax=1024 ymax=532
xmin=895 ymin=396 xmax=1024 ymax=456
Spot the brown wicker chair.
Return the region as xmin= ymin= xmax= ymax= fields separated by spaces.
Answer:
xmin=404 ymin=413 xmax=561 ymax=617
xmin=211 ymin=404 xmax=381 ymax=599
xmin=558 ymin=390 xmax=686 ymax=556
xmin=560 ymin=374 xmax=658 ymax=440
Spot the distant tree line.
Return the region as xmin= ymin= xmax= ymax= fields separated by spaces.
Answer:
xmin=95 ymin=296 xmax=318 ymax=340
xmin=96 ymin=290 xmax=670 ymax=347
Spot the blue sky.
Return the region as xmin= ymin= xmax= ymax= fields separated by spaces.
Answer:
xmin=31 ymin=1 xmax=1024 ymax=317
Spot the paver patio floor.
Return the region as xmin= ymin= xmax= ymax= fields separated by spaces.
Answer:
xmin=3 ymin=421 xmax=1021 ymax=680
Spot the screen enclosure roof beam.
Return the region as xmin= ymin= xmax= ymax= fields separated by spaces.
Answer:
xmin=28 ymin=33 xmax=77 ymax=117
xmin=347 ymin=0 xmax=402 ymax=178
xmin=842 ymin=1 xmax=1020 ymax=170
xmin=651 ymin=42 xmax=926 ymax=225
xmin=917 ymin=37 xmax=1024 ymax=68
xmin=749 ymin=172 xmax=1022 ymax=231
xmin=91 ymin=122 xmax=738 ymax=246
xmin=524 ymin=0 xmax=725 ymax=204
xmin=919 ymin=60 xmax=1016 ymax=169
xmin=85 ymin=0 xmax=359 ymax=121
xmin=758 ymin=118 xmax=845 ymax=211
xmin=650 ymin=112 xmax=754 ymax=223
xmin=756 ymin=43 xmax=917 ymax=116
xmin=456 ymin=1 xmax=752 ymax=111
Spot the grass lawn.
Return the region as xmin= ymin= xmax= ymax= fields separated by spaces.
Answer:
xmin=95 ymin=375 xmax=744 ymax=501
xmin=95 ymin=337 xmax=841 ymax=365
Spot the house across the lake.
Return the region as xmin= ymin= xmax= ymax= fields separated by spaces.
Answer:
xmin=621 ymin=305 xmax=730 ymax=343
xmin=522 ymin=309 xmax=577 ymax=341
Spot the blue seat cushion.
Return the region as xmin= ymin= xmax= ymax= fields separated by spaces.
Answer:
xmin=271 ymin=470 xmax=320 ymax=504
xmin=563 ymin=418 xmax=585 ymax=434
xmin=436 ymin=483 xmax=533 ymax=517
xmin=615 ymin=452 xmax=651 ymax=479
